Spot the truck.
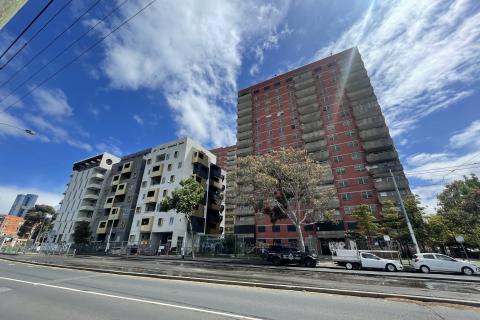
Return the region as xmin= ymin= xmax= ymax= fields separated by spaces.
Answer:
xmin=265 ymin=246 xmax=319 ymax=268
xmin=332 ymin=249 xmax=403 ymax=272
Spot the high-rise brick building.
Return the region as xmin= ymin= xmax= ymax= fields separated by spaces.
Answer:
xmin=235 ymin=47 xmax=410 ymax=253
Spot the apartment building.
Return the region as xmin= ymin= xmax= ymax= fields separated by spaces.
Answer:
xmin=128 ymin=138 xmax=225 ymax=254
xmin=0 ymin=215 xmax=24 ymax=238
xmin=8 ymin=193 xmax=38 ymax=217
xmin=210 ymin=145 xmax=237 ymax=235
xmin=91 ymin=149 xmax=150 ymax=243
xmin=50 ymin=153 xmax=120 ymax=244
xmin=235 ymin=47 xmax=410 ymax=252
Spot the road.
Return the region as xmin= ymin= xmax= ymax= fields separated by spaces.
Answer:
xmin=0 ymin=260 xmax=478 ymax=320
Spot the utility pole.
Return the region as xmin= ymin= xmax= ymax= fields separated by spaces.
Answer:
xmin=389 ymin=168 xmax=420 ymax=254
xmin=105 ymin=220 xmax=114 ymax=254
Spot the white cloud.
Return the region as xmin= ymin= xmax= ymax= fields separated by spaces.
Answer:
xmin=132 ymin=114 xmax=144 ymax=126
xmin=449 ymin=120 xmax=480 ymax=149
xmin=0 ymin=111 xmax=34 ymax=138
xmin=96 ymin=0 xmax=290 ymax=147
xmin=314 ymin=0 xmax=480 ymax=137
xmin=31 ymin=87 xmax=73 ymax=118
xmin=0 ymin=185 xmax=62 ymax=214
xmin=95 ymin=136 xmax=123 ymax=156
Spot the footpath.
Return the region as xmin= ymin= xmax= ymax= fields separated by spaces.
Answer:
xmin=1 ymin=253 xmax=479 ymax=307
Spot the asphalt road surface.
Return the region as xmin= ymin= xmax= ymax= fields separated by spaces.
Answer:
xmin=0 ymin=260 xmax=478 ymax=320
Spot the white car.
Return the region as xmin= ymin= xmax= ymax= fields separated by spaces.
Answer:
xmin=413 ymin=253 xmax=480 ymax=276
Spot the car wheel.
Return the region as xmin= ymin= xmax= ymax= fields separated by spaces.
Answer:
xmin=304 ymin=258 xmax=316 ymax=268
xmin=420 ymin=265 xmax=430 ymax=274
xmin=345 ymin=262 xmax=354 ymax=270
xmin=462 ymin=267 xmax=474 ymax=276
xmin=386 ymin=264 xmax=397 ymax=272
xmin=272 ymin=256 xmax=282 ymax=266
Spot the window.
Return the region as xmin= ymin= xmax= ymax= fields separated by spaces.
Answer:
xmin=328 ymin=134 xmax=337 ymax=141
xmin=257 ymin=226 xmax=266 ymax=233
xmin=332 ymin=145 xmax=340 ymax=152
xmin=362 ymin=191 xmax=373 ymax=199
xmin=163 ymin=190 xmax=167 ymax=197
xmin=304 ymin=224 xmax=314 ymax=231
xmin=348 ymin=141 xmax=359 ymax=148
xmin=336 ymin=167 xmax=346 ymax=175
xmin=422 ymin=254 xmax=436 ymax=259
xmin=344 ymin=206 xmax=353 ymax=215
xmin=161 ymin=177 xmax=166 ymax=184
xmin=351 ymin=152 xmax=361 ymax=160
xmin=323 ymin=105 xmax=329 ymax=112
xmin=166 ymin=154 xmax=170 ymax=160
xmin=136 ymin=220 xmax=140 ymax=226
xmin=147 ymin=159 xmax=151 ymax=165
xmin=287 ymin=225 xmax=296 ymax=232
xmin=272 ymin=225 xmax=281 ymax=232
xmin=435 ymin=254 xmax=455 ymax=261
xmin=358 ymin=177 xmax=368 ymax=185
xmin=341 ymin=193 xmax=352 ymax=200
xmin=291 ymin=125 xmax=296 ymax=129
xmin=167 ymin=164 xmax=172 ymax=171
xmin=177 ymin=161 xmax=182 ymax=169
xmin=169 ymin=217 xmax=174 ymax=225
xmin=327 ymin=124 xmax=336 ymax=131
xmin=355 ymin=164 xmax=365 ymax=172
xmin=157 ymin=218 xmax=163 ymax=226
xmin=141 ymin=218 xmax=150 ymax=226
xmin=156 ymin=154 xmax=166 ymax=162
xmin=135 ymin=206 xmax=141 ymax=213
xmin=129 ymin=235 xmax=135 ymax=242
xmin=334 ymin=155 xmax=343 ymax=163
xmin=326 ymin=114 xmax=333 ymax=121
xmin=345 ymin=130 xmax=354 ymax=137
xmin=174 ymin=151 xmax=179 ymax=158
xmin=338 ymin=180 xmax=348 ymax=188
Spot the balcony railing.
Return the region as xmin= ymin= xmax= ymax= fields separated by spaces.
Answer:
xmin=300 ymin=112 xmax=321 ymax=124
xmin=366 ymin=150 xmax=398 ymax=163
xmin=140 ymin=218 xmax=153 ymax=232
xmin=295 ymin=86 xmax=316 ymax=99
xmin=237 ymin=130 xmax=253 ymax=141
xmin=305 ymin=140 xmax=327 ymax=152
xmin=359 ymin=126 xmax=389 ymax=141
xmin=362 ymin=138 xmax=393 ymax=152
xmin=236 ymin=146 xmax=253 ymax=156
xmin=296 ymin=94 xmax=317 ymax=106
xmin=293 ymin=71 xmax=313 ymax=82
xmin=302 ymin=130 xmax=325 ymax=142
xmin=374 ymin=177 xmax=409 ymax=192
xmin=237 ymin=100 xmax=252 ymax=112
xmin=308 ymin=150 xmax=329 ymax=162
xmin=237 ymin=114 xmax=252 ymax=126
xmin=237 ymin=138 xmax=252 ymax=149
xmin=294 ymin=78 xmax=315 ymax=91
xmin=237 ymin=106 xmax=251 ymax=117
xmin=237 ymin=93 xmax=252 ymax=104
xmin=301 ymin=121 xmax=323 ymax=133
xmin=346 ymin=85 xmax=374 ymax=101
xmin=356 ymin=115 xmax=385 ymax=130
xmin=298 ymin=102 xmax=319 ymax=115
xmin=237 ymin=122 xmax=252 ymax=133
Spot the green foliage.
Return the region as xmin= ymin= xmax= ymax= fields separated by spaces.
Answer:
xmin=437 ymin=174 xmax=480 ymax=245
xmin=351 ymin=204 xmax=380 ymax=246
xmin=425 ymin=214 xmax=453 ymax=247
xmin=18 ymin=204 xmax=56 ymax=239
xmin=72 ymin=221 xmax=91 ymax=244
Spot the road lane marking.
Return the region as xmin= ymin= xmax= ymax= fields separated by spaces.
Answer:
xmin=39 ymin=274 xmax=103 ymax=285
xmin=0 ymin=276 xmax=265 ymax=320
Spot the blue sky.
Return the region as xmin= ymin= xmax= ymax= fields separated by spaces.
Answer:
xmin=0 ymin=0 xmax=479 ymax=213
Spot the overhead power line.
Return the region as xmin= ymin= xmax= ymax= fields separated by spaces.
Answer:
xmin=0 ymin=0 xmax=158 ymax=114
xmin=0 ymin=0 xmax=74 ymax=70
xmin=0 ymin=0 xmax=54 ymax=61
xmin=405 ymin=163 xmax=480 ymax=176
xmin=0 ymin=0 xmax=103 ymax=95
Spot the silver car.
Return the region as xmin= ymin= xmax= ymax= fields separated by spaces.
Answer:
xmin=413 ymin=253 xmax=480 ymax=275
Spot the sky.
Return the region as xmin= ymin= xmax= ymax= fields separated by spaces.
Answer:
xmin=0 ymin=0 xmax=479 ymax=214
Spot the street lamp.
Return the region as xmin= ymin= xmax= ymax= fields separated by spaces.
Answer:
xmin=366 ymin=164 xmax=420 ymax=254
xmin=0 ymin=122 xmax=35 ymax=135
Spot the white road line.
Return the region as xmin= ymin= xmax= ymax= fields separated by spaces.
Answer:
xmin=40 ymin=274 xmax=102 ymax=285
xmin=0 ymin=276 xmax=265 ymax=320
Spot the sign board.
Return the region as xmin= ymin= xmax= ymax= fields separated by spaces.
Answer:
xmin=383 ymin=235 xmax=391 ymax=242
xmin=455 ymin=235 xmax=464 ymax=243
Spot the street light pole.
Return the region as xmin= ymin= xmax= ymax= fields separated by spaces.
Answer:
xmin=389 ymin=168 xmax=420 ymax=254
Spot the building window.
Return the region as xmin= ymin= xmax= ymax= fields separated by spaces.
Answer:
xmin=341 ymin=193 xmax=352 ymax=201
xmin=344 ymin=207 xmax=353 ymax=215
xmin=158 ymin=218 xmax=163 ymax=226
xmin=334 ymin=155 xmax=343 ymax=163
xmin=147 ymin=159 xmax=151 ymax=165
xmin=332 ymin=145 xmax=340 ymax=152
xmin=257 ymin=226 xmax=266 ymax=233
xmin=362 ymin=191 xmax=373 ymax=199
xmin=326 ymin=114 xmax=333 ymax=121
xmin=351 ymin=152 xmax=361 ymax=160
xmin=345 ymin=130 xmax=354 ymax=137
xmin=355 ymin=164 xmax=365 ymax=172
xmin=161 ymin=177 xmax=166 ymax=184
xmin=174 ymin=151 xmax=179 ymax=158
xmin=272 ymin=225 xmax=280 ymax=232
xmin=328 ymin=134 xmax=336 ymax=141
xmin=327 ymin=124 xmax=336 ymax=131
xmin=287 ymin=225 xmax=296 ymax=232
xmin=336 ymin=167 xmax=346 ymax=175
xmin=178 ymin=162 xmax=182 ymax=169
xmin=166 ymin=154 xmax=170 ymax=160
xmin=135 ymin=207 xmax=141 ymax=213
xmin=141 ymin=218 xmax=150 ymax=226
xmin=156 ymin=154 xmax=166 ymax=162
xmin=348 ymin=141 xmax=359 ymax=148
xmin=358 ymin=177 xmax=368 ymax=185
xmin=323 ymin=105 xmax=329 ymax=112
xmin=338 ymin=180 xmax=348 ymax=188
xmin=163 ymin=190 xmax=167 ymax=197
xmin=169 ymin=217 xmax=174 ymax=225
xmin=129 ymin=235 xmax=135 ymax=242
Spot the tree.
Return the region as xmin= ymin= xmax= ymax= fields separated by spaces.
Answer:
xmin=72 ymin=221 xmax=91 ymax=244
xmin=425 ymin=214 xmax=453 ymax=251
xmin=380 ymin=200 xmax=402 ymax=241
xmin=160 ymin=177 xmax=205 ymax=259
xmin=351 ymin=204 xmax=380 ymax=249
xmin=437 ymin=174 xmax=480 ymax=246
xmin=18 ymin=204 xmax=56 ymax=240
xmin=237 ymin=148 xmax=336 ymax=252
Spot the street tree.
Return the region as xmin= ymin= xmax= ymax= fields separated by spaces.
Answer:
xmin=18 ymin=204 xmax=56 ymax=240
xmin=351 ymin=204 xmax=380 ymax=249
xmin=72 ymin=221 xmax=91 ymax=244
xmin=425 ymin=214 xmax=453 ymax=252
xmin=237 ymin=148 xmax=336 ymax=252
xmin=437 ymin=174 xmax=480 ymax=246
xmin=160 ymin=177 xmax=205 ymax=259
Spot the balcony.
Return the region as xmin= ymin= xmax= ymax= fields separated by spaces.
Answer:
xmin=294 ymin=77 xmax=315 ymax=91
xmin=362 ymin=138 xmax=393 ymax=152
xmin=366 ymin=150 xmax=398 ymax=163
xmin=237 ymin=114 xmax=252 ymax=126
xmin=237 ymin=130 xmax=252 ymax=141
xmin=237 ymin=122 xmax=252 ymax=133
xmin=301 ymin=121 xmax=323 ymax=133
xmin=121 ymin=161 xmax=132 ymax=173
xmin=328 ymin=198 xmax=340 ymax=209
xmin=86 ymin=182 xmax=102 ymax=190
xmin=356 ymin=115 xmax=385 ymax=130
xmin=83 ymin=193 xmax=99 ymax=201
xmin=295 ymin=86 xmax=316 ymax=99
xmin=209 ymin=202 xmax=222 ymax=212
xmin=378 ymin=190 xmax=410 ymax=204
xmin=342 ymin=67 xmax=367 ymax=84
xmin=109 ymin=207 xmax=121 ymax=220
xmin=302 ymin=130 xmax=325 ymax=142
xmin=339 ymin=58 xmax=364 ymax=73
xmin=145 ymin=189 xmax=159 ymax=204
xmin=293 ymin=71 xmax=313 ymax=82
xmin=237 ymin=93 xmax=252 ymax=104
xmin=359 ymin=126 xmax=389 ymax=141
xmin=344 ymin=75 xmax=370 ymax=93
xmin=192 ymin=204 xmax=205 ymax=218
xmin=305 ymin=140 xmax=327 ymax=152
xmin=308 ymin=150 xmax=329 ymax=162
xmin=298 ymin=102 xmax=319 ymax=115
xmin=237 ymin=138 xmax=252 ymax=149
xmin=96 ymin=221 xmax=107 ymax=234
xmin=238 ymin=99 xmax=252 ymax=112
xmin=104 ymin=196 xmax=114 ymax=209
xmin=210 ymin=177 xmax=223 ymax=190
xmin=192 ymin=151 xmax=209 ymax=167
xmin=374 ymin=176 xmax=409 ymax=192
xmin=346 ymin=85 xmax=375 ymax=101
xmin=140 ymin=217 xmax=153 ymax=232
xmin=78 ymin=205 xmax=96 ymax=212
xmin=91 ymin=173 xmax=104 ymax=180
xmin=296 ymin=94 xmax=317 ymax=106
xmin=300 ymin=112 xmax=321 ymax=124
xmin=115 ymin=183 xmax=127 ymax=196
xmin=352 ymin=102 xmax=381 ymax=119
xmin=236 ymin=146 xmax=253 ymax=157
xmin=321 ymin=169 xmax=334 ymax=184
xmin=367 ymin=162 xmax=403 ymax=176
xmin=150 ymin=164 xmax=164 ymax=178
xmin=237 ymin=105 xmax=252 ymax=117
xmin=111 ymin=174 xmax=120 ymax=186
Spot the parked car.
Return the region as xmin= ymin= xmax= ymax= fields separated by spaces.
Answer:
xmin=265 ymin=246 xmax=318 ymax=268
xmin=332 ymin=249 xmax=403 ymax=272
xmin=413 ymin=253 xmax=480 ymax=275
